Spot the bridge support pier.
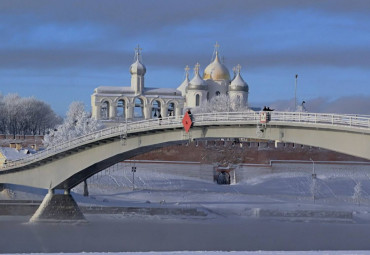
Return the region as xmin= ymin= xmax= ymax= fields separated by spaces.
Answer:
xmin=83 ymin=180 xmax=89 ymax=197
xmin=29 ymin=189 xmax=86 ymax=223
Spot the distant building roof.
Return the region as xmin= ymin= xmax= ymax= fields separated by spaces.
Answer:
xmin=0 ymin=147 xmax=32 ymax=161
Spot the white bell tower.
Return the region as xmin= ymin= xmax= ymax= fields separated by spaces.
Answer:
xmin=130 ymin=45 xmax=146 ymax=94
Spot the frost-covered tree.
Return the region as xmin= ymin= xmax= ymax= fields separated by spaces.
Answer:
xmin=43 ymin=102 xmax=103 ymax=147
xmin=0 ymin=93 xmax=5 ymax=134
xmin=353 ymin=181 xmax=362 ymax=206
xmin=193 ymin=94 xmax=250 ymax=114
xmin=0 ymin=93 xmax=59 ymax=138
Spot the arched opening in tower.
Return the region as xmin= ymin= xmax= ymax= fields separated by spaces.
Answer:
xmin=100 ymin=101 xmax=109 ymax=120
xmin=168 ymin=102 xmax=175 ymax=116
xmin=152 ymin=100 xmax=161 ymax=118
xmin=116 ymin=99 xmax=125 ymax=120
xmin=134 ymin=98 xmax=144 ymax=119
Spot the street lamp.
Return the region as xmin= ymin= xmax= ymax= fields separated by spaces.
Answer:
xmin=131 ymin=166 xmax=137 ymax=190
xmin=294 ymin=74 xmax=298 ymax=111
xmin=309 ymin=158 xmax=317 ymax=204
xmin=310 ymin=158 xmax=316 ymax=179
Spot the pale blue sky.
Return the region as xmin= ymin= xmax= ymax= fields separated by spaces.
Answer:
xmin=1 ymin=0 xmax=370 ymax=115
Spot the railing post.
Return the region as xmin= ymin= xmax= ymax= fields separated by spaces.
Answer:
xmin=315 ymin=113 xmax=317 ymax=123
xmin=332 ymin=115 xmax=334 ymax=125
xmin=350 ymin=116 xmax=352 ymax=126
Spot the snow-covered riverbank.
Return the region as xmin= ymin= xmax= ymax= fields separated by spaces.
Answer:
xmin=2 ymin=161 xmax=370 ymax=253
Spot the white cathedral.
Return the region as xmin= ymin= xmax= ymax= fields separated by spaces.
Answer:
xmin=91 ymin=44 xmax=249 ymax=122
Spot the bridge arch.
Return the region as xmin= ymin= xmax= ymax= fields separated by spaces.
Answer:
xmin=2 ymin=111 xmax=370 ymax=191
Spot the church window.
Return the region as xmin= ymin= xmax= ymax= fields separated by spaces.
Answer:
xmin=116 ymin=99 xmax=125 ymax=119
xmin=195 ymin=94 xmax=200 ymax=106
xmin=101 ymin=101 xmax=109 ymax=120
xmin=216 ymin=91 xmax=220 ymax=96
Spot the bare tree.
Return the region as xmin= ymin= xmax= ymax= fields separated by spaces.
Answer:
xmin=0 ymin=93 xmax=6 ymax=134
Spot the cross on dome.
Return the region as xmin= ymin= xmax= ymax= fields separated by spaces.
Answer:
xmin=135 ymin=44 xmax=142 ymax=55
xmin=134 ymin=44 xmax=142 ymax=61
xmin=236 ymin=64 xmax=242 ymax=74
xmin=185 ymin=65 xmax=190 ymax=78
xmin=194 ymin=62 xmax=200 ymax=75
xmin=214 ymin=41 xmax=220 ymax=52
xmin=211 ymin=41 xmax=221 ymax=61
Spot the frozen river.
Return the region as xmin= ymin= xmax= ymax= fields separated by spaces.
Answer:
xmin=1 ymin=214 xmax=370 ymax=253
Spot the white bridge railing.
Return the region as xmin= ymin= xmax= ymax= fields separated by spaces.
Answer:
xmin=2 ymin=111 xmax=370 ymax=170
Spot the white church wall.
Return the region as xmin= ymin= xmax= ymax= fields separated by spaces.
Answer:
xmin=229 ymin=91 xmax=248 ymax=110
xmin=206 ymin=80 xmax=229 ymax=101
xmin=186 ymin=90 xmax=208 ymax=108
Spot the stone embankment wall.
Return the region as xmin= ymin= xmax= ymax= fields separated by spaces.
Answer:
xmin=132 ymin=140 xmax=368 ymax=164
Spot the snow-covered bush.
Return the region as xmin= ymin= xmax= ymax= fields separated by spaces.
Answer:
xmin=43 ymin=102 xmax=103 ymax=147
xmin=192 ymin=94 xmax=250 ymax=114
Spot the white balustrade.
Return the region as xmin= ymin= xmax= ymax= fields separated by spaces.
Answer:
xmin=2 ymin=111 xmax=370 ymax=170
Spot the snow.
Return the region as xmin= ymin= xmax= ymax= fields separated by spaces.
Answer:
xmin=3 ymin=252 xmax=370 ymax=255
xmin=4 ymin=161 xmax=370 ymax=253
xmin=193 ymin=94 xmax=250 ymax=113
xmin=144 ymin=87 xmax=181 ymax=95
xmin=5 ymin=160 xmax=370 ymax=218
xmin=54 ymin=160 xmax=370 ymax=226
xmin=95 ymin=86 xmax=133 ymax=94
xmin=0 ymin=147 xmax=30 ymax=160
xmin=94 ymin=86 xmax=182 ymax=97
xmin=43 ymin=101 xmax=103 ymax=147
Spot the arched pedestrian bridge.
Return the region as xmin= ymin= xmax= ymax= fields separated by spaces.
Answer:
xmin=2 ymin=111 xmax=370 ymax=221
xmin=1 ymin=111 xmax=370 ymax=192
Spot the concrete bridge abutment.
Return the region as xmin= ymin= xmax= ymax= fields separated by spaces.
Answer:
xmin=29 ymin=189 xmax=86 ymax=223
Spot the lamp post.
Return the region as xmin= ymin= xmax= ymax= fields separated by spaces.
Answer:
xmin=131 ymin=166 xmax=136 ymax=190
xmin=310 ymin=158 xmax=317 ymax=203
xmin=310 ymin=158 xmax=316 ymax=179
xmin=295 ymin=74 xmax=298 ymax=111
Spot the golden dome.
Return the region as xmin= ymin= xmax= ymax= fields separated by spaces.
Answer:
xmin=203 ymin=51 xmax=230 ymax=81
